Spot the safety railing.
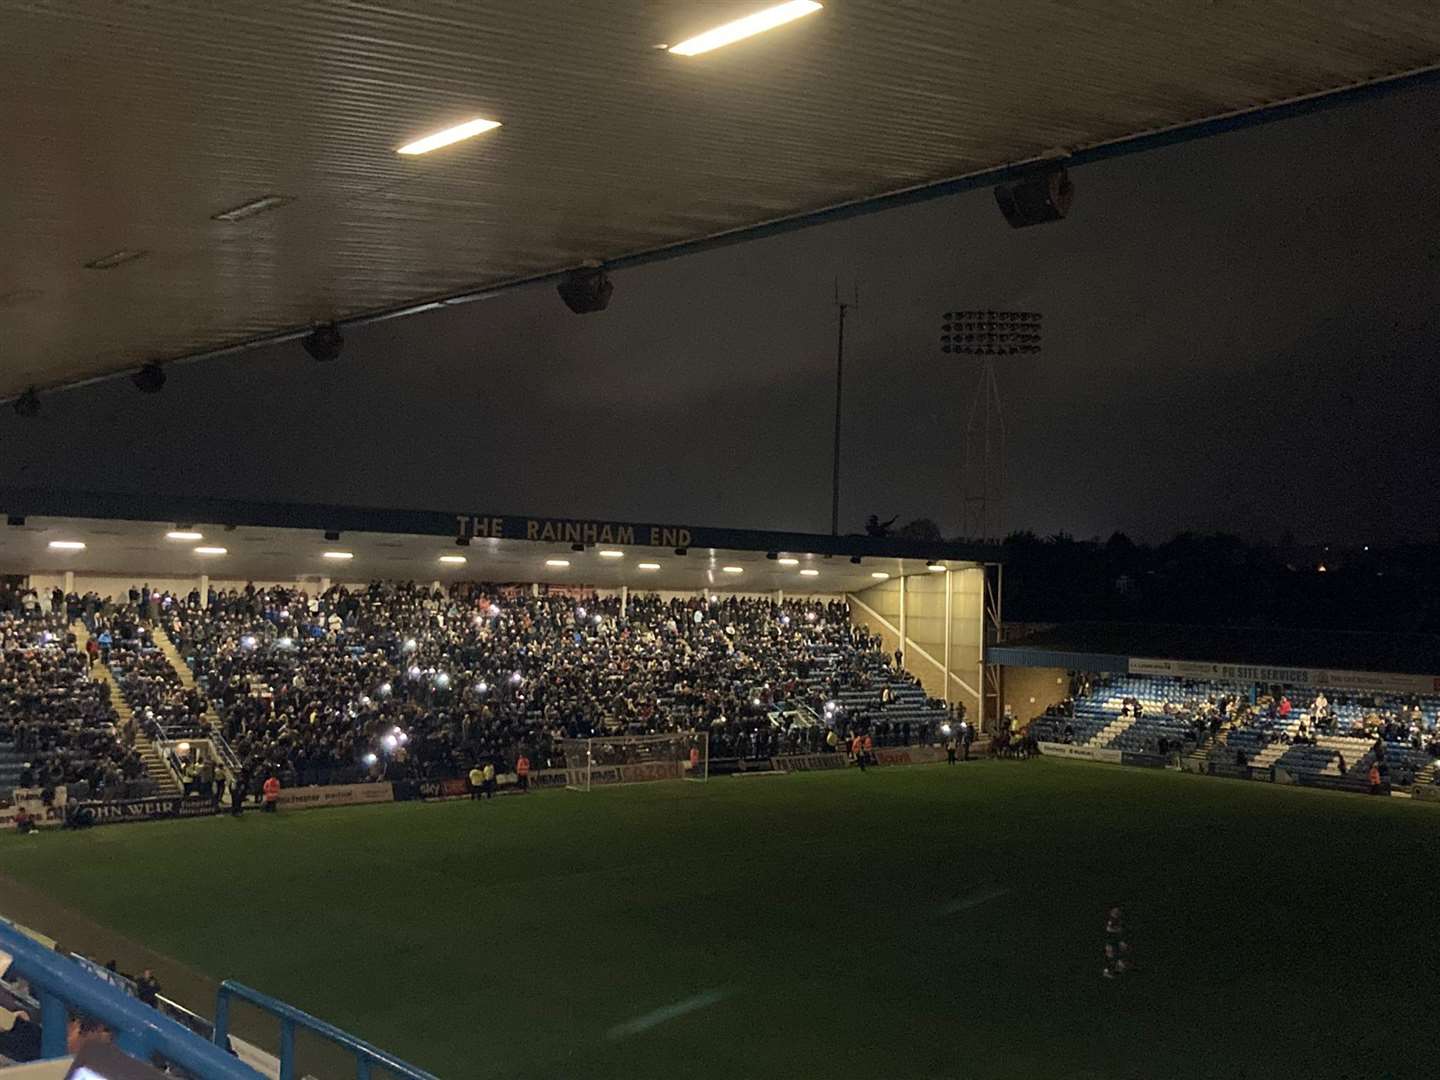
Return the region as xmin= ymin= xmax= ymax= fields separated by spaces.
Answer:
xmin=214 ymin=981 xmax=439 ymax=1080
xmin=0 ymin=920 xmax=261 ymax=1079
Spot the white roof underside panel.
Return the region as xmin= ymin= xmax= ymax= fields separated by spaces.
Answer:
xmin=3 ymin=0 xmax=1439 ymax=396
xmin=0 ymin=516 xmax=962 ymax=594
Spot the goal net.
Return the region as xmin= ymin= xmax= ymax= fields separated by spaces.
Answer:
xmin=561 ymin=732 xmax=709 ymax=792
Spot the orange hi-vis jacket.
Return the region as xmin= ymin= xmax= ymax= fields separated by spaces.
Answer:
xmin=262 ymin=777 xmax=281 ymax=803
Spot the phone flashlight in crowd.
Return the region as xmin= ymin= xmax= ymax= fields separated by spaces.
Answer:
xmin=278 ymin=636 xmax=293 ymax=648
xmin=382 ymin=734 xmax=398 ymax=752
xmin=240 ymin=635 xmax=256 ymax=649
xmin=407 ymin=665 xmax=422 ymax=679
xmin=435 ymin=672 xmax=450 ymax=688
xmin=475 ymin=681 xmax=488 ymax=694
xmin=378 ymin=682 xmax=392 ymax=697
xmin=577 ymin=607 xmax=587 ymax=618
xmin=941 ymin=723 xmax=953 ymax=736
xmin=402 ymin=637 xmax=417 ymax=653
xmin=510 ymin=671 xmax=523 ymax=684
xmin=363 ymin=753 xmax=378 ymax=766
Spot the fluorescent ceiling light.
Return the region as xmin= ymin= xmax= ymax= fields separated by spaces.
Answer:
xmin=322 ymin=551 xmax=354 ymax=561
xmin=777 ymin=557 xmax=800 ymax=567
xmin=397 ymin=118 xmax=501 ymax=155
xmin=722 ymin=566 xmax=744 ymax=574
xmin=212 ymin=194 xmax=289 ymax=222
xmin=166 ymin=530 xmax=203 ymax=541
xmin=871 ymin=571 xmax=890 ymax=580
xmin=438 ymin=555 xmax=467 ymax=565
xmin=545 ymin=559 xmax=570 ymax=568
xmin=598 ymin=550 xmax=625 ymax=559
xmin=84 ymin=250 xmax=147 ymax=270
xmin=48 ymin=540 xmax=85 ymax=551
xmin=799 ymin=568 xmax=820 ymax=577
xmin=637 ymin=562 xmax=661 ymax=571
xmin=669 ymin=1 xmax=822 ymax=56
xmin=194 ymin=546 xmax=228 ymax=556
xmin=927 ymin=562 xmax=946 ymax=572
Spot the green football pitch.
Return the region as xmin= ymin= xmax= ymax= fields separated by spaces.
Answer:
xmin=2 ymin=761 xmax=1435 ymax=1080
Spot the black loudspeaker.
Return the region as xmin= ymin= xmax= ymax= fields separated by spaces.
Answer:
xmin=557 ymin=268 xmax=612 ymax=314
xmin=993 ymin=168 xmax=1074 ymax=228
xmin=303 ymin=323 xmax=344 ymax=362
xmin=131 ymin=363 xmax=166 ymax=394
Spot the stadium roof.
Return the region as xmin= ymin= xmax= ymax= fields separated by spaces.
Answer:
xmin=991 ymin=622 xmax=1440 ymax=682
xmin=0 ymin=487 xmax=993 ymax=593
xmin=4 ymin=2 xmax=1440 ymax=399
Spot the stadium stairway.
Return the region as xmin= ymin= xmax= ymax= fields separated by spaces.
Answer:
xmin=74 ymin=622 xmax=183 ymax=799
xmin=1087 ymin=712 xmax=1139 ymax=748
xmin=149 ymin=624 xmax=239 ymax=781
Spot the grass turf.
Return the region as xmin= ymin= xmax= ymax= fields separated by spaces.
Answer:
xmin=1 ymin=760 xmax=1434 ymax=1080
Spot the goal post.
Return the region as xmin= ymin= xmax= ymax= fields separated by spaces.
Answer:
xmin=561 ymin=732 xmax=708 ymax=791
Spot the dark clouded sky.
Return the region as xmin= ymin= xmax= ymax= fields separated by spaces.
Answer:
xmin=3 ymin=81 xmax=1437 ymax=544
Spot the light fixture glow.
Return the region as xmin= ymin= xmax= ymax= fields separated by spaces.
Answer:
xmin=598 ymin=549 xmax=625 ymax=559
xmin=84 ymin=249 xmax=148 ymax=270
xmin=194 ymin=546 xmax=227 ymax=556
xmin=322 ymin=551 xmax=353 ymax=560
xmin=927 ymin=562 xmax=946 ymax=572
xmin=669 ymin=1 xmax=822 ymax=56
xmin=545 ymin=559 xmax=570 ymax=568
xmin=438 ymin=555 xmax=467 ymax=565
xmin=722 ymin=566 xmax=744 ymax=574
xmin=48 ymin=540 xmax=85 ymax=551
xmin=871 ymin=571 xmax=890 ymax=580
xmin=212 ymin=194 xmax=290 ymax=223
xmin=397 ymin=117 xmax=502 ymax=155
xmin=166 ymin=530 xmax=203 ymax=541
xmin=799 ymin=568 xmax=820 ymax=577
xmin=637 ymin=562 xmax=661 ymax=571
xmin=777 ymin=557 xmax=800 ymax=567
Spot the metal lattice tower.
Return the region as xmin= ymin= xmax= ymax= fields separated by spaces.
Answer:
xmin=939 ymin=310 xmax=1043 ymax=542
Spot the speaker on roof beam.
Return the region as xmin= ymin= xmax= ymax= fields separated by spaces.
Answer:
xmin=993 ymin=168 xmax=1074 ymax=229
xmin=557 ymin=268 xmax=612 ymax=315
xmin=303 ymin=323 xmax=344 ymax=362
xmin=131 ymin=363 xmax=165 ymax=394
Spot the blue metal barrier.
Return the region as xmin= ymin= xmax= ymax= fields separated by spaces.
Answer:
xmin=213 ymin=981 xmax=439 ymax=1080
xmin=0 ymin=920 xmax=261 ymax=1079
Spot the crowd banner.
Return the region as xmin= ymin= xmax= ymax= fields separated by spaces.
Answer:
xmin=874 ymin=746 xmax=947 ymax=767
xmin=1037 ymin=742 xmax=1123 ymax=764
xmin=771 ymin=753 xmax=848 ymax=772
xmin=1 ymin=786 xmax=68 ymax=830
xmin=1119 ymin=752 xmax=1170 ymax=768
xmin=1127 ymin=657 xmax=1440 ymax=695
xmin=274 ymin=782 xmax=394 ymax=811
xmin=68 ymin=796 xmax=218 ymax=826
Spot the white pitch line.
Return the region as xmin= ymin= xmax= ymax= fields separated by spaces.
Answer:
xmin=606 ymin=989 xmax=728 ymax=1040
xmin=938 ymin=885 xmax=1010 ymax=915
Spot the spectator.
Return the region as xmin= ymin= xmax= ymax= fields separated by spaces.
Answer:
xmin=135 ymin=969 xmax=161 ymax=1008
xmin=67 ymin=1014 xmax=113 ymax=1054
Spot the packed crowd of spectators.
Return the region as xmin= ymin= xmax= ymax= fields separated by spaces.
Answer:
xmin=0 ymin=600 xmax=146 ymax=799
xmin=164 ymin=583 xmax=944 ymax=789
xmin=92 ymin=611 xmax=211 ymax=740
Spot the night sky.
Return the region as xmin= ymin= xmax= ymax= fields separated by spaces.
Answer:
xmin=3 ymin=80 xmax=1437 ymax=545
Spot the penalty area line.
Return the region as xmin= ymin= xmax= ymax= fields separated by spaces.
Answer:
xmin=606 ymin=989 xmax=728 ymax=1040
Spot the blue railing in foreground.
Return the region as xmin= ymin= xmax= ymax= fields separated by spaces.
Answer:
xmin=0 ymin=920 xmax=261 ymax=1079
xmin=213 ymin=980 xmax=439 ymax=1080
